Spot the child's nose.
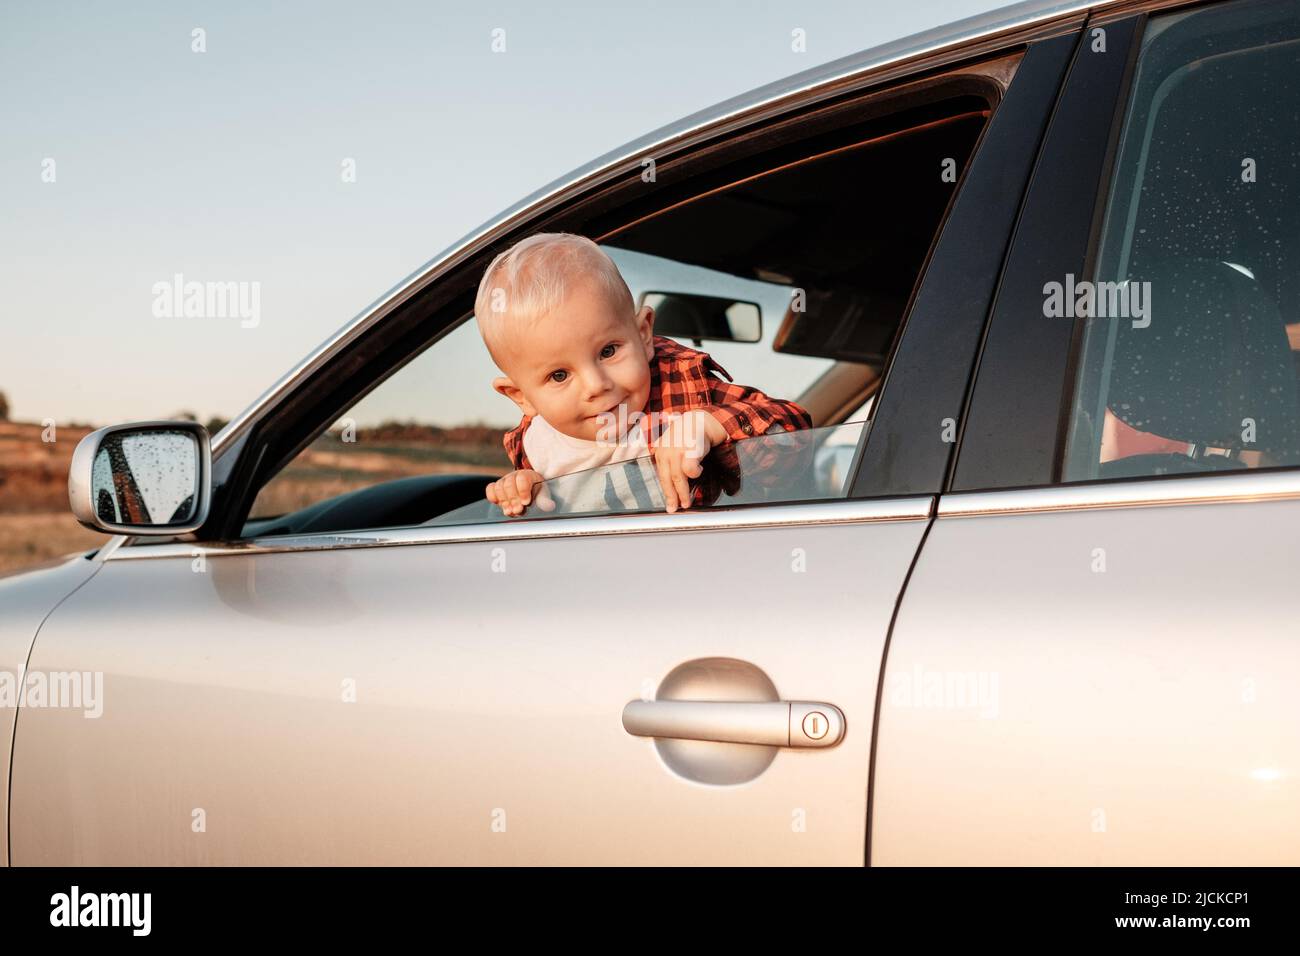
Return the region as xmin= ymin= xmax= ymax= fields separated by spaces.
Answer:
xmin=580 ymin=367 xmax=612 ymax=399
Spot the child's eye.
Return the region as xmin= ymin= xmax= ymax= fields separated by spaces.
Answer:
xmin=549 ymin=369 xmax=568 ymax=384
xmin=600 ymin=343 xmax=618 ymax=359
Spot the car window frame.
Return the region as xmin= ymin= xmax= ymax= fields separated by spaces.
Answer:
xmin=123 ymin=29 xmax=1081 ymax=552
xmin=950 ymin=11 xmax=1148 ymax=493
xmin=851 ymin=29 xmax=1080 ymax=497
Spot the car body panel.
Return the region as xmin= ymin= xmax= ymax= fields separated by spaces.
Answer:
xmin=0 ymin=553 xmax=102 ymax=865
xmin=12 ymin=503 xmax=930 ymax=864
xmin=872 ymin=476 xmax=1300 ymax=864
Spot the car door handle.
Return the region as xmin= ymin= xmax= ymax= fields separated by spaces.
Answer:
xmin=621 ymin=700 xmax=845 ymax=748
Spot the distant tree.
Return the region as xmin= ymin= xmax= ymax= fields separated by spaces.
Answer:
xmin=205 ymin=416 xmax=229 ymax=435
xmin=0 ymin=390 xmax=9 ymax=421
xmin=171 ymin=410 xmax=199 ymax=422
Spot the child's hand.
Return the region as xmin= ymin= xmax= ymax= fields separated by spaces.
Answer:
xmin=485 ymin=469 xmax=554 ymax=517
xmin=652 ymin=410 xmax=727 ymax=513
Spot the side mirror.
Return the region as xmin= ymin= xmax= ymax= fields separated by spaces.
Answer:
xmin=68 ymin=421 xmax=212 ymax=535
xmin=640 ymin=292 xmax=762 ymax=344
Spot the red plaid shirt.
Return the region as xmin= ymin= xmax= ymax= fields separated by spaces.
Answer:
xmin=503 ymin=335 xmax=813 ymax=506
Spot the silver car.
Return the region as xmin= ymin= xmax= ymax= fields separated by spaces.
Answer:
xmin=3 ymin=0 xmax=1298 ymax=865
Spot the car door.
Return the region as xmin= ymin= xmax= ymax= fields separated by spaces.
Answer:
xmin=7 ymin=22 xmax=1079 ymax=865
xmin=872 ymin=0 xmax=1300 ymax=865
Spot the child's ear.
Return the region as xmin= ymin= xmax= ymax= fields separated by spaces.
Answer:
xmin=493 ymin=376 xmax=536 ymax=417
xmin=634 ymin=305 xmax=655 ymax=360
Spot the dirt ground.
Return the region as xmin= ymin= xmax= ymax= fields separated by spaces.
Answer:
xmin=0 ymin=512 xmax=103 ymax=573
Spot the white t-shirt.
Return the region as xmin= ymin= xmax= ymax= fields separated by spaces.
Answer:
xmin=522 ymin=413 xmax=652 ymax=479
xmin=521 ymin=414 xmax=665 ymax=513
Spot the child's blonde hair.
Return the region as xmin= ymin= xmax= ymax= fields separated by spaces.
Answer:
xmin=474 ymin=233 xmax=634 ymax=368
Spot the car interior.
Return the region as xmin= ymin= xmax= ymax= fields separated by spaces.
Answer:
xmin=237 ymin=91 xmax=995 ymax=538
xmin=607 ymin=99 xmax=988 ymax=422
xmin=1066 ymin=6 xmax=1300 ymax=480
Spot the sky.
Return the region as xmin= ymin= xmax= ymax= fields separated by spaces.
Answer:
xmin=1 ymin=0 xmax=999 ymax=428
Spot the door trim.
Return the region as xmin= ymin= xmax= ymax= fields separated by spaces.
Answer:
xmin=851 ymin=31 xmax=1080 ymax=498
xmin=106 ymin=496 xmax=936 ymax=560
xmin=938 ymin=468 xmax=1300 ymax=517
xmin=950 ymin=14 xmax=1146 ymax=492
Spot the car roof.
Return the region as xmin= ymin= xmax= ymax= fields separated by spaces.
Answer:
xmin=213 ymin=0 xmax=1117 ymax=457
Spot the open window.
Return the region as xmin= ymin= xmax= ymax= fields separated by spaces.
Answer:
xmin=602 ymin=96 xmax=990 ymax=426
xmin=234 ymin=58 xmax=1009 ymax=539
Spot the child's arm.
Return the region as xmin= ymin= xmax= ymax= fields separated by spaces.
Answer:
xmin=651 ymin=411 xmax=727 ymax=513
xmin=703 ymin=378 xmax=813 ymax=442
xmin=651 ymin=379 xmax=813 ymax=512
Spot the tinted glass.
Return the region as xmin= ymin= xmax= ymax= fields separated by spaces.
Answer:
xmin=1064 ymin=0 xmax=1300 ymax=481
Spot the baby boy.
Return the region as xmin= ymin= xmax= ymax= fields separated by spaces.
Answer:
xmin=475 ymin=232 xmax=811 ymax=516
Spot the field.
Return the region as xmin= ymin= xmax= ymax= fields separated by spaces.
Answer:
xmin=0 ymin=421 xmax=101 ymax=572
xmin=249 ymin=424 xmax=511 ymax=517
xmin=0 ymin=420 xmax=513 ymax=574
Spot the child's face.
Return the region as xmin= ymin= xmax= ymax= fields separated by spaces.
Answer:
xmin=492 ymin=277 xmax=656 ymax=442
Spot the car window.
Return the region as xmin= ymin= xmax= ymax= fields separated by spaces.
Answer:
xmin=426 ymin=420 xmax=867 ymax=526
xmin=244 ymin=250 xmax=847 ymax=534
xmin=241 ymin=85 xmax=991 ymax=538
xmin=1063 ymin=0 xmax=1300 ymax=482
xmin=247 ymin=319 xmax=517 ymax=522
